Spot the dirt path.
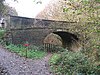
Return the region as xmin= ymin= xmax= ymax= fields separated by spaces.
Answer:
xmin=0 ymin=45 xmax=53 ymax=75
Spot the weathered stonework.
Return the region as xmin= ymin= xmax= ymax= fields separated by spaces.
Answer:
xmin=6 ymin=15 xmax=85 ymax=51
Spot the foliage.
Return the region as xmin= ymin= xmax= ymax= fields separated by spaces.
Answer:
xmin=63 ymin=0 xmax=100 ymax=22
xmin=62 ymin=0 xmax=100 ymax=62
xmin=36 ymin=0 xmax=100 ymax=59
xmin=0 ymin=0 xmax=18 ymax=17
xmin=5 ymin=44 xmax=46 ymax=59
xmin=0 ymin=0 xmax=6 ymax=16
xmin=36 ymin=0 xmax=100 ymax=21
xmin=49 ymin=53 xmax=61 ymax=65
xmin=49 ymin=50 xmax=100 ymax=75
xmin=0 ymin=29 xmax=6 ymax=39
xmin=0 ymin=29 xmax=6 ymax=45
xmin=55 ymin=46 xmax=66 ymax=53
xmin=4 ymin=4 xmax=18 ymax=16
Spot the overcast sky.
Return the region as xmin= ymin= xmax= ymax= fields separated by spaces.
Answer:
xmin=5 ymin=0 xmax=51 ymax=18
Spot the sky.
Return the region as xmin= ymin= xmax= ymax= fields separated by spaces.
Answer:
xmin=5 ymin=0 xmax=52 ymax=18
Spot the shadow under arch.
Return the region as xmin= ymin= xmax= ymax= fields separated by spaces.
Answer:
xmin=43 ymin=33 xmax=62 ymax=46
xmin=43 ymin=31 xmax=82 ymax=51
xmin=53 ymin=31 xmax=82 ymax=51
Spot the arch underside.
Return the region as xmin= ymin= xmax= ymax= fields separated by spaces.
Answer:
xmin=44 ymin=31 xmax=82 ymax=51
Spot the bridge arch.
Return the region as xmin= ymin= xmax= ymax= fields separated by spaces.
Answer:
xmin=44 ymin=31 xmax=82 ymax=51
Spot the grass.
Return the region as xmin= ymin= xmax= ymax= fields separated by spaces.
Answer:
xmin=6 ymin=44 xmax=47 ymax=59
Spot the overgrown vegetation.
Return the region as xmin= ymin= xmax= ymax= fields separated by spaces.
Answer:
xmin=0 ymin=0 xmax=100 ymax=74
xmin=49 ymin=49 xmax=100 ymax=75
xmin=0 ymin=29 xmax=6 ymax=44
xmin=36 ymin=0 xmax=100 ymax=63
xmin=0 ymin=29 xmax=46 ymax=59
xmin=0 ymin=0 xmax=18 ymax=16
xmin=62 ymin=0 xmax=100 ymax=62
xmin=5 ymin=44 xmax=46 ymax=59
xmin=0 ymin=29 xmax=6 ymax=38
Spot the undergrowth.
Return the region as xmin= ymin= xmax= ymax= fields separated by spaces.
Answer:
xmin=6 ymin=44 xmax=46 ymax=59
xmin=0 ymin=29 xmax=6 ymax=38
xmin=49 ymin=49 xmax=100 ymax=75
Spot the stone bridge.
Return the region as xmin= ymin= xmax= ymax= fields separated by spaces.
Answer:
xmin=6 ymin=15 xmax=83 ymax=51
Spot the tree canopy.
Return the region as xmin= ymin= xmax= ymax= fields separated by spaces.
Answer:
xmin=36 ymin=0 xmax=100 ymax=22
xmin=36 ymin=0 xmax=100 ymax=60
xmin=0 ymin=0 xmax=17 ymax=17
xmin=0 ymin=0 xmax=6 ymax=17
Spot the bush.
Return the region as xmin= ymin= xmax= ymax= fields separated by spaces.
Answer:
xmin=49 ymin=53 xmax=61 ymax=65
xmin=50 ymin=50 xmax=99 ymax=75
xmin=0 ymin=29 xmax=6 ymax=39
xmin=0 ymin=29 xmax=6 ymax=45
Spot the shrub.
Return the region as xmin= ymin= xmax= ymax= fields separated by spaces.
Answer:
xmin=0 ymin=29 xmax=6 ymax=39
xmin=49 ymin=53 xmax=61 ymax=65
xmin=0 ymin=29 xmax=6 ymax=45
xmin=50 ymin=50 xmax=99 ymax=75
